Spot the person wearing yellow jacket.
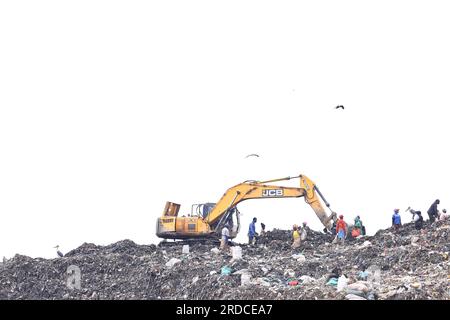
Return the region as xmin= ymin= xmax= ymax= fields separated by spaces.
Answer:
xmin=292 ymin=225 xmax=301 ymax=249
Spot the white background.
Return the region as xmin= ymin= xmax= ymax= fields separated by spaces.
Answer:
xmin=1 ymin=1 xmax=449 ymax=258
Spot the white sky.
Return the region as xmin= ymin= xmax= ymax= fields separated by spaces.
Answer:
xmin=1 ymin=1 xmax=449 ymax=258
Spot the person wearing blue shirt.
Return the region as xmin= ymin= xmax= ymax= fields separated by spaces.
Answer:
xmin=248 ymin=217 xmax=257 ymax=245
xmin=392 ymin=209 xmax=402 ymax=231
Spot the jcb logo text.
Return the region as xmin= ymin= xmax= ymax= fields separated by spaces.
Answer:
xmin=262 ymin=189 xmax=283 ymax=197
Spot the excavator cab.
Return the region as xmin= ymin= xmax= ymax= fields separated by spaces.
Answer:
xmin=192 ymin=203 xmax=216 ymax=219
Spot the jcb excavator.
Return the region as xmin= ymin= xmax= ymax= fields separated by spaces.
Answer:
xmin=156 ymin=174 xmax=337 ymax=242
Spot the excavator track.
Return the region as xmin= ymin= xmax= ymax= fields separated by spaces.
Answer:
xmin=157 ymin=238 xmax=220 ymax=248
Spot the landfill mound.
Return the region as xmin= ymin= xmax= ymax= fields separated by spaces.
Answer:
xmin=0 ymin=220 xmax=449 ymax=300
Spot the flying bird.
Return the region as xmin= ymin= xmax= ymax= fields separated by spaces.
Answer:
xmin=335 ymin=105 xmax=344 ymax=110
xmin=54 ymin=245 xmax=64 ymax=258
xmin=245 ymin=154 xmax=260 ymax=158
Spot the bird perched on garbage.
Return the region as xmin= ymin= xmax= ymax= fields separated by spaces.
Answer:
xmin=245 ymin=154 xmax=260 ymax=158
xmin=335 ymin=105 xmax=344 ymax=110
xmin=54 ymin=245 xmax=64 ymax=258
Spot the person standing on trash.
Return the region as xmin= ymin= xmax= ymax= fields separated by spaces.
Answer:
xmin=427 ymin=199 xmax=440 ymax=223
xmin=360 ymin=216 xmax=367 ymax=236
xmin=439 ymin=209 xmax=448 ymax=221
xmin=248 ymin=217 xmax=258 ymax=245
xmin=220 ymin=224 xmax=230 ymax=251
xmin=260 ymin=223 xmax=266 ymax=236
xmin=413 ymin=211 xmax=424 ymax=230
xmin=300 ymin=222 xmax=308 ymax=241
xmin=336 ymin=215 xmax=347 ymax=245
xmin=352 ymin=216 xmax=363 ymax=238
xmin=392 ymin=209 xmax=402 ymax=231
xmin=291 ymin=224 xmax=301 ymax=249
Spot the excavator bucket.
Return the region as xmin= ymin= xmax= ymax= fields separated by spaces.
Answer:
xmin=156 ymin=202 xmax=180 ymax=237
xmin=162 ymin=201 xmax=180 ymax=217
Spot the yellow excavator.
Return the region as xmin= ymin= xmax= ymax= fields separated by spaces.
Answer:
xmin=156 ymin=174 xmax=337 ymax=242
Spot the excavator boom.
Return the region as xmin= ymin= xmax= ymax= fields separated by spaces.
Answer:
xmin=205 ymin=175 xmax=335 ymax=229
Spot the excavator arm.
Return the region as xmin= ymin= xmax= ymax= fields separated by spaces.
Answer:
xmin=205 ymin=174 xmax=336 ymax=230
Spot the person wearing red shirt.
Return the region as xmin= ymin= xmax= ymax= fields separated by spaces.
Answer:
xmin=336 ymin=215 xmax=347 ymax=245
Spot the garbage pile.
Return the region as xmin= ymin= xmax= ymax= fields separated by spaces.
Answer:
xmin=0 ymin=220 xmax=448 ymax=300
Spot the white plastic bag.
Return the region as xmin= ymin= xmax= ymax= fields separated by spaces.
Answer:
xmin=347 ymin=282 xmax=369 ymax=293
xmin=337 ymin=275 xmax=348 ymax=292
xmin=165 ymin=258 xmax=181 ymax=268
xmin=231 ymin=246 xmax=242 ymax=260
xmin=182 ymin=245 xmax=190 ymax=254
xmin=241 ymin=273 xmax=251 ymax=286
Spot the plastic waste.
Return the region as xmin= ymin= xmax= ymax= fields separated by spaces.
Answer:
xmin=284 ymin=269 xmax=295 ymax=277
xmin=358 ymin=271 xmax=369 ymax=280
xmin=347 ymin=282 xmax=368 ymax=293
xmin=299 ymin=275 xmax=315 ymax=284
xmin=326 ymin=278 xmax=338 ymax=286
xmin=165 ymin=258 xmax=181 ymax=268
xmin=231 ymin=246 xmax=242 ymax=260
xmin=367 ymin=292 xmax=376 ymax=300
xmin=233 ymin=269 xmax=249 ymax=275
xmin=346 ymin=289 xmax=366 ymax=297
xmin=221 ymin=266 xmax=232 ymax=275
xmin=337 ymin=275 xmax=348 ymax=292
xmin=241 ymin=273 xmax=251 ymax=286
xmin=182 ymin=245 xmax=189 ymax=254
xmin=288 ymin=280 xmax=299 ymax=286
xmin=345 ymin=294 xmax=367 ymax=300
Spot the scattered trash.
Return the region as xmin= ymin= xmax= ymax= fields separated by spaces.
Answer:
xmin=0 ymin=220 xmax=448 ymax=300
xmin=337 ymin=275 xmax=348 ymax=292
xmin=221 ymin=266 xmax=233 ymax=275
xmin=284 ymin=269 xmax=295 ymax=278
xmin=358 ymin=271 xmax=369 ymax=281
xmin=411 ymin=282 xmax=421 ymax=289
xmin=182 ymin=245 xmax=190 ymax=254
xmin=288 ymin=280 xmax=299 ymax=286
xmin=231 ymin=246 xmax=242 ymax=261
xmin=346 ymin=289 xmax=366 ymax=297
xmin=233 ymin=269 xmax=249 ymax=275
xmin=165 ymin=258 xmax=181 ymax=268
xmin=347 ymin=282 xmax=369 ymax=293
xmin=327 ymin=278 xmax=339 ymax=287
xmin=345 ymin=294 xmax=367 ymax=300
xmin=299 ymin=275 xmax=315 ymax=284
xmin=363 ymin=241 xmax=371 ymax=246
xmin=241 ymin=273 xmax=251 ymax=286
xmin=255 ymin=278 xmax=271 ymax=287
